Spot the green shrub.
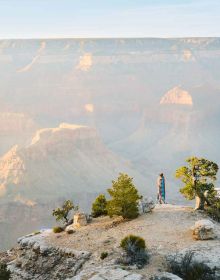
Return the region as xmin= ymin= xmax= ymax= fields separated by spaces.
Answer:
xmin=66 ymin=229 xmax=75 ymax=234
xmin=92 ymin=194 xmax=108 ymax=218
xmin=107 ymin=173 xmax=140 ymax=219
xmin=206 ymin=196 xmax=220 ymax=222
xmin=168 ymin=251 xmax=216 ymax=280
xmin=0 ymin=262 xmax=10 ymax=280
xmin=100 ymin=252 xmax=108 ymax=260
xmin=119 ymin=235 xmax=149 ymax=268
xmin=53 ymin=226 xmax=64 ymax=233
xmin=52 ymin=200 xmax=78 ymax=225
xmin=120 ymin=235 xmax=146 ymax=251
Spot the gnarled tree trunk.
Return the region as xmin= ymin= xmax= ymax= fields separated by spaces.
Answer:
xmin=195 ymin=195 xmax=205 ymax=210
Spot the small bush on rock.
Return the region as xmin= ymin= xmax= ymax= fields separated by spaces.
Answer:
xmin=100 ymin=252 xmax=108 ymax=260
xmin=168 ymin=251 xmax=216 ymax=280
xmin=107 ymin=173 xmax=140 ymax=219
xmin=53 ymin=226 xmax=64 ymax=233
xmin=52 ymin=200 xmax=78 ymax=225
xmin=0 ymin=262 xmax=10 ymax=280
xmin=92 ymin=194 xmax=108 ymax=217
xmin=119 ymin=235 xmax=149 ymax=268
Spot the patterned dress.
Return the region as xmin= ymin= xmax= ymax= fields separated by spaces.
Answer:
xmin=157 ymin=176 xmax=166 ymax=203
xmin=160 ymin=176 xmax=165 ymax=202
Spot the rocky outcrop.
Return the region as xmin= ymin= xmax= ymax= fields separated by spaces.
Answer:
xmin=191 ymin=219 xmax=216 ymax=240
xmin=160 ymin=87 xmax=193 ymax=106
xmin=70 ymin=266 xmax=144 ymax=280
xmin=73 ymin=213 xmax=88 ymax=228
xmin=1 ymin=205 xmax=220 ymax=280
xmin=168 ymin=244 xmax=220 ymax=279
xmin=151 ymin=272 xmax=182 ymax=280
xmin=138 ymin=196 xmax=155 ymax=214
xmin=7 ymin=230 xmax=91 ymax=280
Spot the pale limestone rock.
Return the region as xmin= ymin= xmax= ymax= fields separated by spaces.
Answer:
xmin=138 ymin=196 xmax=155 ymax=214
xmin=168 ymin=244 xmax=220 ymax=278
xmin=152 ymin=272 xmax=183 ymax=280
xmin=70 ymin=266 xmax=144 ymax=280
xmin=74 ymin=213 xmax=88 ymax=227
xmin=191 ymin=219 xmax=216 ymax=240
xmin=65 ymin=224 xmax=76 ymax=232
xmin=8 ymin=230 xmax=91 ymax=279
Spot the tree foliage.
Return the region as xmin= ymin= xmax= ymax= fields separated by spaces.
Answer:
xmin=107 ymin=173 xmax=140 ymax=219
xmin=91 ymin=194 xmax=107 ymax=217
xmin=0 ymin=262 xmax=10 ymax=280
xmin=175 ymin=157 xmax=218 ymax=209
xmin=52 ymin=200 xmax=78 ymax=224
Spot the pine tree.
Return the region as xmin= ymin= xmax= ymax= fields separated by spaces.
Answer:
xmin=175 ymin=157 xmax=218 ymax=210
xmin=91 ymin=194 xmax=108 ymax=217
xmin=107 ymin=173 xmax=140 ymax=219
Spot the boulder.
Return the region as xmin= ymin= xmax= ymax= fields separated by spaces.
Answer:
xmin=138 ymin=196 xmax=155 ymax=214
xmin=151 ymin=272 xmax=182 ymax=280
xmin=73 ymin=213 xmax=88 ymax=227
xmin=191 ymin=219 xmax=216 ymax=240
xmin=65 ymin=225 xmax=76 ymax=234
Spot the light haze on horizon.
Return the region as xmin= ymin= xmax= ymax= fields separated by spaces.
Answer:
xmin=0 ymin=0 xmax=220 ymax=39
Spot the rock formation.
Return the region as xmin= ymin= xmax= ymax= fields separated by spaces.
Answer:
xmin=0 ymin=123 xmax=146 ymax=202
xmin=191 ymin=219 xmax=216 ymax=240
xmin=1 ymin=204 xmax=219 ymax=280
xmin=160 ymin=86 xmax=193 ymax=106
xmin=138 ymin=196 xmax=155 ymax=214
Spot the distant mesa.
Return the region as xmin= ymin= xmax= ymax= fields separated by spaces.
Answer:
xmin=76 ymin=53 xmax=93 ymax=71
xmin=0 ymin=123 xmax=146 ymax=201
xmin=84 ymin=103 xmax=94 ymax=113
xmin=160 ymin=86 xmax=193 ymax=106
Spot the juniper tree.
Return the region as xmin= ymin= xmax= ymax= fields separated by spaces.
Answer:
xmin=91 ymin=194 xmax=108 ymax=217
xmin=52 ymin=200 xmax=78 ymax=225
xmin=107 ymin=173 xmax=140 ymax=219
xmin=175 ymin=157 xmax=218 ymax=210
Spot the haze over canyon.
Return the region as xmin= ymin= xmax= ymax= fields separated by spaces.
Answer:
xmin=0 ymin=37 xmax=220 ymax=249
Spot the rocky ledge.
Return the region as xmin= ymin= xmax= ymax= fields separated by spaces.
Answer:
xmin=6 ymin=230 xmax=90 ymax=280
xmin=1 ymin=204 xmax=220 ymax=280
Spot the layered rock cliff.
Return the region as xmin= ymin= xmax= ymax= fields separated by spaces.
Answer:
xmin=0 ymin=123 xmax=146 ymax=202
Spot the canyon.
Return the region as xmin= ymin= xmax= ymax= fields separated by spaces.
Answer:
xmin=0 ymin=38 xmax=220 ymax=249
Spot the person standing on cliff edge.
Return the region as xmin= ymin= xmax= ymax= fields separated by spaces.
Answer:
xmin=157 ymin=173 xmax=166 ymax=204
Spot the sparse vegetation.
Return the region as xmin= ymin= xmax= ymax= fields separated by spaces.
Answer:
xmin=175 ymin=157 xmax=219 ymax=210
xmin=167 ymin=251 xmax=216 ymax=280
xmin=91 ymin=194 xmax=108 ymax=217
xmin=100 ymin=252 xmax=108 ymax=260
xmin=0 ymin=262 xmax=11 ymax=280
xmin=107 ymin=173 xmax=140 ymax=219
xmin=52 ymin=200 xmax=78 ymax=225
xmin=66 ymin=229 xmax=75 ymax=234
xmin=119 ymin=234 xmax=149 ymax=268
xmin=53 ymin=226 xmax=64 ymax=233
xmin=206 ymin=195 xmax=220 ymax=222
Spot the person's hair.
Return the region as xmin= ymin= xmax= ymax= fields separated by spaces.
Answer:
xmin=160 ymin=173 xmax=163 ymax=177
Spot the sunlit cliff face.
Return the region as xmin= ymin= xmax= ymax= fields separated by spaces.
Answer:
xmin=76 ymin=53 xmax=93 ymax=71
xmin=160 ymin=86 xmax=193 ymax=106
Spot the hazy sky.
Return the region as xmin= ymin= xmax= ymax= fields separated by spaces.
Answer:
xmin=0 ymin=0 xmax=219 ymax=39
